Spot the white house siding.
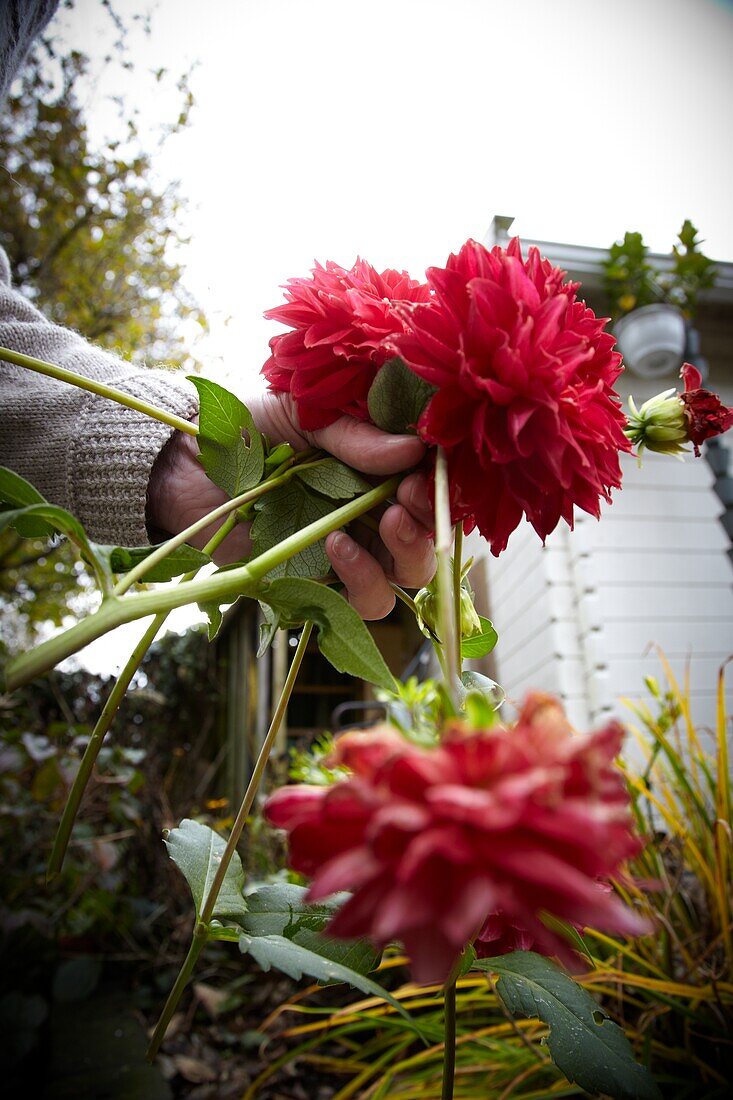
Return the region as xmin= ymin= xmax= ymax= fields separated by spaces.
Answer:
xmin=474 ymin=450 xmax=733 ymax=750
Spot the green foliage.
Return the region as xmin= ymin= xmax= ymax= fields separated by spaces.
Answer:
xmin=99 ymin=542 xmax=210 ymax=582
xmin=164 ymin=818 xmax=248 ymax=925
xmin=241 ymin=883 xmax=380 ymax=975
xmin=0 ymin=44 xmax=207 ymax=371
xmin=259 ymin=577 xmax=396 ymax=691
xmin=251 ymin=480 xmax=335 ymax=580
xmin=474 ymin=952 xmax=661 ymax=1100
xmin=295 ymin=459 xmax=371 ymax=500
xmin=460 ymin=615 xmax=498 ymax=659
xmin=603 ymin=222 xmax=717 ymax=320
xmin=289 ymin=732 xmax=350 ymax=785
xmin=188 ymin=378 xmax=264 ymax=498
xmin=367 ymin=356 xmax=436 ymax=434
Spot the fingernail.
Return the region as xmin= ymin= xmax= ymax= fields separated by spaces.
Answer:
xmin=396 ymin=513 xmax=417 ymax=545
xmin=410 ymin=477 xmax=431 ymax=512
xmin=331 ymin=532 xmax=359 ymax=561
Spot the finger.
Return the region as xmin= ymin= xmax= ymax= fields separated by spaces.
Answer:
xmin=396 ymin=471 xmax=434 ymax=531
xmin=312 ymin=416 xmax=425 ymax=475
xmin=378 ymin=504 xmax=436 ymax=589
xmin=325 ymin=531 xmax=396 ymax=620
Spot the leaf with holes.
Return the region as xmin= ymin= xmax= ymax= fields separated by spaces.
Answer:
xmin=242 ymin=883 xmax=379 ymax=975
xmin=474 ymin=952 xmax=661 ymax=1100
xmin=188 ymin=377 xmax=264 ymax=497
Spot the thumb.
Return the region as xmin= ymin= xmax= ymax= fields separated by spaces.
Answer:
xmin=311 ymin=415 xmax=426 ymax=475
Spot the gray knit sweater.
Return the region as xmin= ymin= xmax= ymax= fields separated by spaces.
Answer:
xmin=0 ymin=246 xmax=199 ymax=545
xmin=0 ymin=0 xmax=200 ymax=545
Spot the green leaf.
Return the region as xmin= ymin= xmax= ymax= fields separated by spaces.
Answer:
xmin=0 ymin=503 xmax=110 ymax=588
xmin=474 ymin=952 xmax=661 ymax=1100
xmin=251 ymin=480 xmax=336 ymax=579
xmin=164 ymin=818 xmax=248 ymax=925
xmin=367 ymin=356 xmax=435 ymax=435
xmin=460 ymin=671 xmax=504 ymax=714
xmin=242 ymin=883 xmax=379 ymax=975
xmin=199 ymin=600 xmax=224 ymax=641
xmin=260 ymin=577 xmax=396 ymax=691
xmin=188 ymin=377 xmax=264 ymax=498
xmin=257 ymin=602 xmax=280 ymax=657
xmin=97 ymin=542 xmax=210 ymax=582
xmin=461 ymin=616 xmax=498 ymax=658
xmin=238 ymin=932 xmax=420 ymax=1031
xmin=296 ymin=459 xmax=371 ymax=500
xmin=0 ymin=466 xmax=47 ymax=508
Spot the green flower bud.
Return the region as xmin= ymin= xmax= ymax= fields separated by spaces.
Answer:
xmin=414 ymin=562 xmax=482 ymax=642
xmin=624 ymin=390 xmax=689 ymax=457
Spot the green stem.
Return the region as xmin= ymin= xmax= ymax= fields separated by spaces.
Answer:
xmin=390 ymin=583 xmax=418 ymax=618
xmin=6 ymin=476 xmax=401 ymax=690
xmin=434 ymin=449 xmax=459 ymax=707
xmin=148 ymin=622 xmax=313 ymax=1060
xmin=0 ymin=346 xmax=198 ymax=436
xmin=441 ymin=980 xmax=457 ymax=1100
xmin=48 ymin=512 xmax=239 ymax=880
xmin=147 ymin=927 xmax=207 ymax=1061
xmin=200 ymin=622 xmax=312 ymax=924
xmin=112 ymin=456 xmax=327 ymax=596
xmin=452 ymin=523 xmax=463 ymax=675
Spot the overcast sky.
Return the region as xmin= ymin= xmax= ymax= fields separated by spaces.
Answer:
xmin=45 ymin=0 xmax=733 ymax=672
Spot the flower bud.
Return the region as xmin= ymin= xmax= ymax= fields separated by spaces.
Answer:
xmin=624 ymin=389 xmax=689 ymax=457
xmin=625 ymin=363 xmax=733 ymax=459
xmin=415 ymin=565 xmax=482 ymax=641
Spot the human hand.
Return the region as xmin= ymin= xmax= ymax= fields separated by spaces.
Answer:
xmin=147 ymin=388 xmax=436 ymax=620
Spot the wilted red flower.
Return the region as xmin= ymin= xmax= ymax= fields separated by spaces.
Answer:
xmin=265 ymin=696 xmax=648 ymax=984
xmin=390 ymin=238 xmax=630 ymax=555
xmin=679 ymin=363 xmax=733 ymax=456
xmin=262 ymin=259 xmax=430 ymax=431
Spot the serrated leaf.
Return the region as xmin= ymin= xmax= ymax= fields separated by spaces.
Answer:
xmin=97 ymin=542 xmax=210 ymax=582
xmin=461 ymin=616 xmax=498 ymax=658
xmin=474 ymin=952 xmax=661 ymax=1100
xmin=188 ymin=377 xmax=264 ymax=498
xmin=260 ymin=577 xmax=396 ymax=691
xmin=164 ymin=818 xmax=248 ymax=925
xmin=296 ymin=459 xmax=371 ymax=500
xmin=243 ymin=883 xmax=379 ymax=975
xmin=367 ymin=356 xmax=436 ymax=435
xmin=238 ymin=932 xmax=420 ymax=1030
xmin=251 ymin=480 xmax=336 ymax=579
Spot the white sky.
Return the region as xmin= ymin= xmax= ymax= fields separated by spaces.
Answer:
xmin=45 ymin=0 xmax=733 ymax=673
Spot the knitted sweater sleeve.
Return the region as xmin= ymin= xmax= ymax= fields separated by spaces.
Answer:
xmin=0 ymin=246 xmax=199 ymax=545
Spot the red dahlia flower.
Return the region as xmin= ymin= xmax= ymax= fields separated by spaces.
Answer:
xmin=265 ymin=695 xmax=648 ymax=985
xmin=679 ymin=362 xmax=733 ymax=455
xmin=390 ymin=238 xmax=630 ymax=555
xmin=262 ymin=259 xmax=430 ymax=431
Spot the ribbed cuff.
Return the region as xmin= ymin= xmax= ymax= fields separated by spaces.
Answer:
xmin=68 ymin=370 xmax=199 ymax=546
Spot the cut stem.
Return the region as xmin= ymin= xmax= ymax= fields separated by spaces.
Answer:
xmin=434 ymin=449 xmax=459 ymax=707
xmin=48 ymin=512 xmax=238 ymax=879
xmin=148 ymin=622 xmax=313 ymax=1060
xmin=200 ymin=622 xmax=312 ymax=924
xmin=7 ymin=476 xmax=401 ymax=690
xmin=441 ymin=980 xmax=457 ymax=1100
xmin=0 ymin=346 xmax=198 ymax=436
